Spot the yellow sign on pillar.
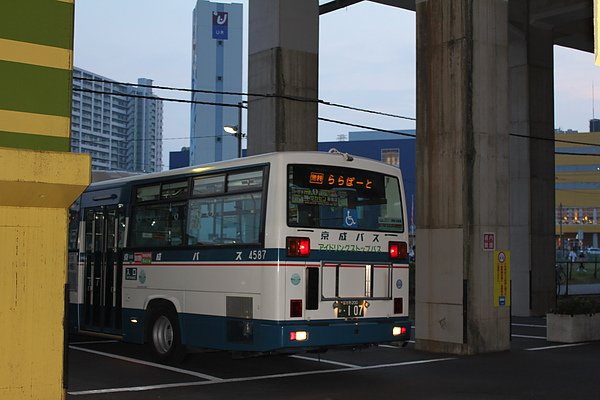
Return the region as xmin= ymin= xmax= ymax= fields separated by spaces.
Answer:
xmin=493 ymin=250 xmax=511 ymax=307
xmin=596 ymin=0 xmax=600 ymax=66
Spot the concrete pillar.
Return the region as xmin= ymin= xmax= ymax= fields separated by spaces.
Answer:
xmin=247 ymin=0 xmax=319 ymax=155
xmin=508 ymin=1 xmax=556 ymax=316
xmin=0 ymin=1 xmax=90 ymax=398
xmin=415 ymin=0 xmax=510 ymax=354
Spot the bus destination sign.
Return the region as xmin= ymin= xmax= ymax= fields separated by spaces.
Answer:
xmin=309 ymin=171 xmax=373 ymax=190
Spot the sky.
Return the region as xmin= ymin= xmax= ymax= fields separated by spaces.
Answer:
xmin=73 ymin=1 xmax=600 ymax=169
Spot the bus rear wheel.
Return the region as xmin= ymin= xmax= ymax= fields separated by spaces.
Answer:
xmin=146 ymin=306 xmax=187 ymax=364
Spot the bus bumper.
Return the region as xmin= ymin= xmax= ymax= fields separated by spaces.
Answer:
xmin=271 ymin=318 xmax=412 ymax=351
xmin=182 ymin=315 xmax=412 ymax=353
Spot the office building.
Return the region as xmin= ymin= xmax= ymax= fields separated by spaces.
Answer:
xmin=190 ymin=0 xmax=243 ymax=165
xmin=71 ymin=67 xmax=163 ymax=172
xmin=170 ymin=147 xmax=190 ymax=170
xmin=555 ymin=131 xmax=600 ymax=249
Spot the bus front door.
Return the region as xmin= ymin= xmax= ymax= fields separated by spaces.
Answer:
xmin=82 ymin=206 xmax=125 ymax=335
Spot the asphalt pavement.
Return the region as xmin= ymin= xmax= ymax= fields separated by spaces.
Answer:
xmin=66 ymin=316 xmax=600 ymax=400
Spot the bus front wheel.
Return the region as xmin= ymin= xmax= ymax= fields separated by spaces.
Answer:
xmin=146 ymin=306 xmax=187 ymax=364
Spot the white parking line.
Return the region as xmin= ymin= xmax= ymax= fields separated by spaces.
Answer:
xmin=69 ymin=345 xmax=222 ymax=381
xmin=68 ymin=356 xmax=455 ymax=396
xmin=69 ymin=340 xmax=119 ymax=345
xmin=511 ymin=323 xmax=545 ymax=328
xmin=511 ymin=334 xmax=547 ymax=340
xmin=378 ymin=344 xmax=401 ymax=349
xmin=290 ymin=354 xmax=360 ymax=368
xmin=379 ymin=341 xmax=415 ymax=347
xmin=525 ymin=343 xmax=589 ymax=352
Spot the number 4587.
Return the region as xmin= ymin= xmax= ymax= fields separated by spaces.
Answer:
xmin=249 ymin=250 xmax=266 ymax=260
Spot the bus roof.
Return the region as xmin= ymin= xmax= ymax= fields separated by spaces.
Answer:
xmin=87 ymin=150 xmax=402 ymax=190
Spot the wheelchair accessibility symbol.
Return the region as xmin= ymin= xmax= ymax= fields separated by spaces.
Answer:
xmin=344 ymin=208 xmax=358 ymax=228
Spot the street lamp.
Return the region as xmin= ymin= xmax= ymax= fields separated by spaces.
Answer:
xmin=224 ymin=101 xmax=245 ymax=158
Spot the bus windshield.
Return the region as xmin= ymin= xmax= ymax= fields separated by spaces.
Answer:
xmin=287 ymin=164 xmax=404 ymax=232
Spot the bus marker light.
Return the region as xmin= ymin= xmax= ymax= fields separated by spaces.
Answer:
xmin=290 ymin=331 xmax=308 ymax=341
xmin=130 ymin=318 xmax=139 ymax=324
xmin=290 ymin=299 xmax=303 ymax=317
xmin=287 ymin=237 xmax=310 ymax=257
xmin=392 ymin=326 xmax=407 ymax=337
xmin=394 ymin=297 xmax=403 ymax=314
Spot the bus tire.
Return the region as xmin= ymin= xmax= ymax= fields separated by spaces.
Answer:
xmin=146 ymin=305 xmax=187 ymax=364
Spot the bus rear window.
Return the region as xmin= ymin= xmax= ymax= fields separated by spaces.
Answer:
xmin=287 ymin=164 xmax=404 ymax=232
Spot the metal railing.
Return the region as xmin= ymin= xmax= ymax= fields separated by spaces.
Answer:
xmin=555 ymin=254 xmax=600 ymax=297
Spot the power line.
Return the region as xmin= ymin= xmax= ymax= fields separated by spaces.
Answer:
xmin=73 ymin=87 xmax=416 ymax=137
xmin=556 ymin=151 xmax=600 ymax=157
xmin=76 ymin=135 xmax=212 ymax=142
xmin=73 ymin=88 xmax=244 ymax=109
xmin=510 ymin=132 xmax=600 ymax=149
xmin=73 ymin=85 xmax=600 ymax=154
xmin=73 ymin=76 xmax=416 ymax=121
xmin=318 ymin=117 xmax=416 ymax=138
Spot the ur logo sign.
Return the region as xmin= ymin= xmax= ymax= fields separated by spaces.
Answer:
xmin=214 ymin=11 xmax=228 ymax=25
xmin=212 ymin=11 xmax=229 ymax=40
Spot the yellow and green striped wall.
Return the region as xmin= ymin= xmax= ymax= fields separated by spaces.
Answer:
xmin=0 ymin=0 xmax=75 ymax=152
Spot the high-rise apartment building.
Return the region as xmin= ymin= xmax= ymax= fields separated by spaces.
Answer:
xmin=71 ymin=67 xmax=163 ymax=172
xmin=190 ymin=0 xmax=243 ymax=165
xmin=127 ymin=78 xmax=163 ymax=172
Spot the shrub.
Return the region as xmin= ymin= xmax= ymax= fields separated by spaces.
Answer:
xmin=552 ymin=297 xmax=600 ymax=315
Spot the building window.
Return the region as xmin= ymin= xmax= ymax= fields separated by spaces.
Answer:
xmin=217 ymin=76 xmax=223 ymax=81
xmin=381 ymin=149 xmax=400 ymax=168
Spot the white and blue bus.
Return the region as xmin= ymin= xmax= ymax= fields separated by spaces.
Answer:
xmin=68 ymin=151 xmax=411 ymax=361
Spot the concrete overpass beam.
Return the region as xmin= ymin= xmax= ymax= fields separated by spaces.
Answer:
xmin=509 ymin=1 xmax=556 ymax=316
xmin=248 ymin=0 xmax=319 ymax=155
xmin=415 ymin=0 xmax=510 ymax=355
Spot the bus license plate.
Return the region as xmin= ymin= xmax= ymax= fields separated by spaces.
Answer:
xmin=337 ymin=300 xmax=364 ymax=318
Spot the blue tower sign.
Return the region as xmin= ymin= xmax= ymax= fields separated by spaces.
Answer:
xmin=212 ymin=11 xmax=229 ymax=39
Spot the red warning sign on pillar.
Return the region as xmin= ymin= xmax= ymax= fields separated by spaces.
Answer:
xmin=483 ymin=232 xmax=495 ymax=251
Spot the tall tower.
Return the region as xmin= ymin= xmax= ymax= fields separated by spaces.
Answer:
xmin=190 ymin=0 xmax=243 ymax=165
xmin=128 ymin=78 xmax=163 ymax=172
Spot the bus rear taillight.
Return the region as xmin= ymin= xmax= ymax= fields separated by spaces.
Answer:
xmin=287 ymin=237 xmax=310 ymax=257
xmin=290 ymin=331 xmax=308 ymax=341
xmin=389 ymin=242 xmax=407 ymax=259
xmin=392 ymin=326 xmax=407 ymax=337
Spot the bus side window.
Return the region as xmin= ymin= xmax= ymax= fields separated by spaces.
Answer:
xmin=187 ymin=192 xmax=262 ymax=246
xmin=131 ymin=202 xmax=186 ymax=248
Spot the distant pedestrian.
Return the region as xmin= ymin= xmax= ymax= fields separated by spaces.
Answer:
xmin=577 ymin=251 xmax=587 ymax=272
xmin=569 ymin=250 xmax=577 ymax=263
